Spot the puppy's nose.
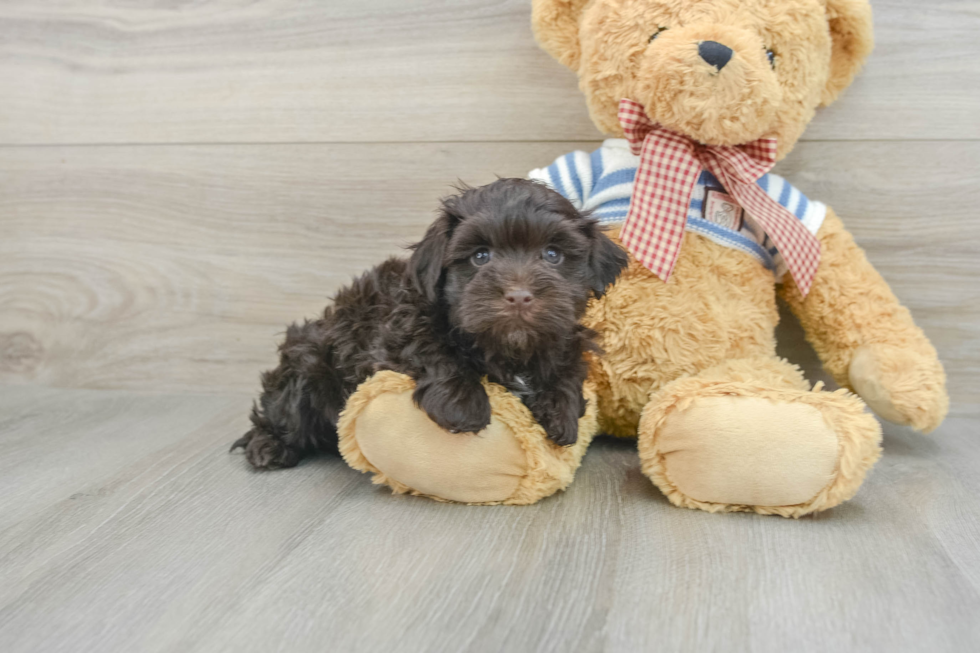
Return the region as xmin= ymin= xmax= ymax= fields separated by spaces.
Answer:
xmin=698 ymin=41 xmax=733 ymax=70
xmin=504 ymin=288 xmax=534 ymax=308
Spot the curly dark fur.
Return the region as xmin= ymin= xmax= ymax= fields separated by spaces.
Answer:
xmin=231 ymin=178 xmax=629 ymax=470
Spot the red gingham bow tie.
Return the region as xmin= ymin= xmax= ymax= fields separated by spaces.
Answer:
xmin=617 ymin=98 xmax=821 ymax=296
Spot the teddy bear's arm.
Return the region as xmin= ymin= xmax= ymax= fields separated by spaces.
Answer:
xmin=778 ymin=210 xmax=948 ymax=432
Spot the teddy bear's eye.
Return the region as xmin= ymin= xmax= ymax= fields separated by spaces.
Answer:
xmin=766 ymin=49 xmax=777 ymax=68
xmin=649 ymin=26 xmax=668 ymax=43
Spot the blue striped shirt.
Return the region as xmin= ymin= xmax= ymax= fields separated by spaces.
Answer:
xmin=529 ymin=139 xmax=826 ymax=280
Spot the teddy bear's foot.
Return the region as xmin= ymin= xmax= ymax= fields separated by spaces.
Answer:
xmin=336 ymin=371 xmax=598 ymax=505
xmin=849 ymin=344 xmax=948 ymax=434
xmin=637 ymin=357 xmax=882 ymax=517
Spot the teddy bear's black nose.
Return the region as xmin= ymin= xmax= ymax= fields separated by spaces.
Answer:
xmin=698 ymin=41 xmax=733 ymax=70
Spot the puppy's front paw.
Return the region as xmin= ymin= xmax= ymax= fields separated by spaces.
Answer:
xmin=414 ymin=379 xmax=492 ymax=434
xmin=539 ymin=409 xmax=580 ymax=447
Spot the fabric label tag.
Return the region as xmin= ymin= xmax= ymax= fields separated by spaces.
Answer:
xmin=704 ymin=189 xmax=744 ymax=232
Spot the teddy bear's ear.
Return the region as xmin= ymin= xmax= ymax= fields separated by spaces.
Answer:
xmin=822 ymin=0 xmax=875 ymax=105
xmin=531 ymin=0 xmax=593 ymax=71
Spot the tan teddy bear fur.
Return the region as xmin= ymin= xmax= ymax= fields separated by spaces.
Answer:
xmin=536 ymin=0 xmax=873 ymax=157
xmin=339 ymin=372 xmax=599 ymax=505
xmin=532 ymin=0 xmax=947 ymax=514
xmin=338 ymin=0 xmax=948 ymax=516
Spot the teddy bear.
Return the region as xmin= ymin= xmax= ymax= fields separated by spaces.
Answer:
xmin=336 ymin=0 xmax=949 ymax=516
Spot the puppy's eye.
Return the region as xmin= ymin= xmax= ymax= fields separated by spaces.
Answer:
xmin=766 ymin=49 xmax=776 ymax=68
xmin=542 ymin=247 xmax=563 ymax=264
xmin=649 ymin=26 xmax=668 ymax=43
xmin=471 ymin=248 xmax=491 ymax=267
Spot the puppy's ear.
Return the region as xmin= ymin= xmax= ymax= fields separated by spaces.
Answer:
xmin=408 ymin=203 xmax=461 ymax=303
xmin=585 ymin=221 xmax=629 ymax=298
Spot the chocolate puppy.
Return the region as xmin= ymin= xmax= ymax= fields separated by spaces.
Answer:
xmin=232 ymin=178 xmax=628 ymax=470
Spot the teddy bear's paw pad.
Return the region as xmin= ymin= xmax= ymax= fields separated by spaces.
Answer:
xmin=849 ymin=344 xmax=949 ymax=434
xmin=657 ymin=396 xmax=839 ymax=507
xmin=353 ymin=389 xmax=529 ymax=504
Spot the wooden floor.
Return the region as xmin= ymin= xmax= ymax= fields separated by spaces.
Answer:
xmin=1 ymin=1 xmax=979 ymax=651
xmin=0 ymin=387 xmax=978 ymax=652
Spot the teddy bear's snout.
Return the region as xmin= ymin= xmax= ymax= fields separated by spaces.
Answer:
xmin=697 ymin=41 xmax=733 ymax=70
xmin=632 ymin=23 xmax=784 ymax=148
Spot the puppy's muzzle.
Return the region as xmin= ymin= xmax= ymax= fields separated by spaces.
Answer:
xmin=504 ymin=287 xmax=534 ymax=314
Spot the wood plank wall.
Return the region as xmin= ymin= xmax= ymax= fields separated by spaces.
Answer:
xmin=1 ymin=0 xmax=978 ymax=414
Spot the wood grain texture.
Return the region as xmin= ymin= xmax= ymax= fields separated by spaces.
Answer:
xmin=1 ymin=141 xmax=976 ymax=414
xmin=0 ymin=0 xmax=977 ymax=145
xmin=0 ymin=140 xmax=585 ymax=393
xmin=0 ymin=387 xmax=978 ymax=653
xmin=0 ymin=0 xmax=978 ymax=650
